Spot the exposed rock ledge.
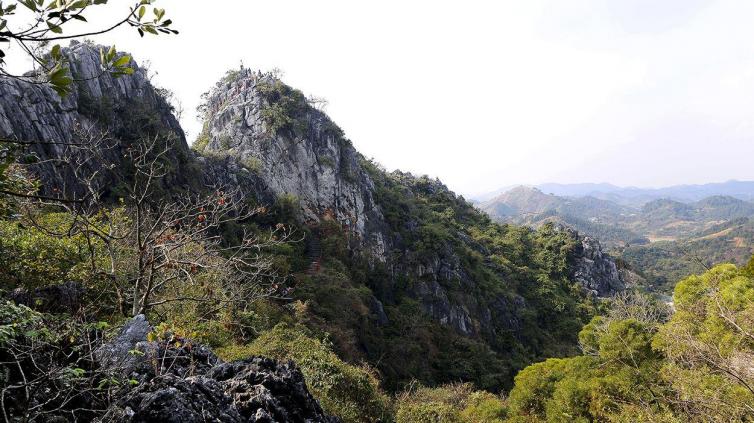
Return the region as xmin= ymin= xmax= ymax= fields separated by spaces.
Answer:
xmin=99 ymin=315 xmax=339 ymax=423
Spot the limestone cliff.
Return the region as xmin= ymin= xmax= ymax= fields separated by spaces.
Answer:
xmin=198 ymin=69 xmax=389 ymax=258
xmin=1 ymin=49 xmax=628 ymax=390
xmin=0 ymin=41 xmax=189 ymax=197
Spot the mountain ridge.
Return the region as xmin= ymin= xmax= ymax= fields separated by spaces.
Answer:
xmin=1 ymin=43 xmax=626 ymax=394
xmin=473 ymin=180 xmax=754 ymax=205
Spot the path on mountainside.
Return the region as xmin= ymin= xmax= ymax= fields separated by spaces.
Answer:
xmin=306 ymin=233 xmax=321 ymax=275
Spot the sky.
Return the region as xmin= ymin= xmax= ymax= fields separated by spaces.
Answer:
xmin=6 ymin=0 xmax=754 ymax=197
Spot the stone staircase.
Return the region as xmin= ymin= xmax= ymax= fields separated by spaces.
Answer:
xmin=306 ymin=233 xmax=322 ymax=275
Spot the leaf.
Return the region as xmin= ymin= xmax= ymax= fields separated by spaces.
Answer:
xmin=69 ymin=0 xmax=87 ymax=9
xmin=46 ymin=21 xmax=63 ymax=34
xmin=71 ymin=14 xmax=86 ymax=21
xmin=48 ymin=65 xmax=72 ymax=96
xmin=137 ymin=5 xmax=144 ymax=20
xmin=113 ymin=54 xmax=130 ymax=67
xmin=19 ymin=0 xmax=37 ymax=12
xmin=50 ymin=44 xmax=61 ymax=59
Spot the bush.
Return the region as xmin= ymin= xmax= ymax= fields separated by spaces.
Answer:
xmin=395 ymin=383 xmax=505 ymax=423
xmin=0 ymin=214 xmax=90 ymax=291
xmin=241 ymin=156 xmax=262 ymax=173
xmin=257 ymin=79 xmax=310 ymax=136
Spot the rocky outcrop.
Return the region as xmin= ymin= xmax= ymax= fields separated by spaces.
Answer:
xmin=200 ymin=69 xmax=389 ymax=258
xmin=0 ymin=41 xmax=189 ymax=197
xmin=9 ymin=281 xmax=84 ymax=313
xmin=567 ymin=229 xmax=625 ymax=297
xmin=101 ymin=316 xmax=339 ymax=423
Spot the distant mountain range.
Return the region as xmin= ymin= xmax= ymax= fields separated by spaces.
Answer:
xmin=473 ymin=180 xmax=754 ymax=207
xmin=478 ymin=183 xmax=754 ymax=292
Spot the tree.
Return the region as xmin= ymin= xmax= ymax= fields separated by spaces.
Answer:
xmin=14 ymin=128 xmax=294 ymax=318
xmin=0 ymin=0 xmax=176 ymax=96
xmin=506 ymin=263 xmax=754 ymax=422
xmin=654 ymin=263 xmax=754 ymax=420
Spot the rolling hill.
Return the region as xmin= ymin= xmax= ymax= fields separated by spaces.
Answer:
xmin=480 ymin=186 xmax=754 ymax=291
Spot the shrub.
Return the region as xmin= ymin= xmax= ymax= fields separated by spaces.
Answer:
xmin=193 ymin=132 xmax=210 ymax=153
xmin=0 ymin=214 xmax=90 ymax=290
xmin=257 ymin=79 xmax=310 ymax=136
xmin=395 ymin=383 xmax=506 ymax=423
xmin=241 ymin=156 xmax=262 ymax=173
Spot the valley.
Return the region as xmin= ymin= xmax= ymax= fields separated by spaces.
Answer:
xmin=479 ymin=184 xmax=754 ymax=292
xmin=0 ymin=4 xmax=752 ymax=418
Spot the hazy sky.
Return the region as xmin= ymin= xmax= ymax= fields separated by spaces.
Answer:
xmin=7 ymin=0 xmax=754 ymax=197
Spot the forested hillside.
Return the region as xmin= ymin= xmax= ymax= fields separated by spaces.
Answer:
xmin=481 ymin=186 xmax=754 ymax=293
xmin=1 ymin=44 xmax=625 ymax=421
xmin=0 ymin=2 xmax=751 ymax=422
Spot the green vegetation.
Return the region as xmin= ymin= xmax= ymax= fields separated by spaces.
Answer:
xmin=241 ymin=156 xmax=263 ymax=173
xmin=258 ymin=79 xmax=311 ymax=136
xmin=505 ymin=262 xmax=754 ymax=422
xmin=218 ymin=323 xmax=393 ymax=423
xmin=395 ymin=383 xmax=506 ymax=422
xmin=0 ymin=214 xmax=89 ymax=289
xmin=622 ymin=217 xmax=754 ymax=292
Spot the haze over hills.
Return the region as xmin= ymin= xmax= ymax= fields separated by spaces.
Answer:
xmin=2 ymin=0 xmax=754 ymax=420
xmin=479 ymin=185 xmax=754 ymax=292
xmin=473 ymin=180 xmax=754 ymax=207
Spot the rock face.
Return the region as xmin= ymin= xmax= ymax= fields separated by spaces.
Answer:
xmin=9 ymin=281 xmax=84 ymax=313
xmin=101 ymin=316 xmax=339 ymax=423
xmin=1 ymin=48 xmax=628 ymax=387
xmin=200 ymin=69 xmax=389 ymax=258
xmin=0 ymin=41 xmax=189 ymax=197
xmin=566 ymin=228 xmax=625 ymax=297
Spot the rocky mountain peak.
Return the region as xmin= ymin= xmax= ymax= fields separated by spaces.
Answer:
xmin=197 ymin=69 xmax=389 ymax=257
xmin=0 ymin=41 xmax=188 ymax=197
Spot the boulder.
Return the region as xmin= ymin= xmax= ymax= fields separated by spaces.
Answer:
xmin=9 ymin=281 xmax=85 ymax=313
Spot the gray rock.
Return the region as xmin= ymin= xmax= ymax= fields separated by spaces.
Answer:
xmin=0 ymin=41 xmax=189 ymax=198
xmin=97 ymin=317 xmax=339 ymax=422
xmin=96 ymin=314 xmax=153 ymax=374
xmin=570 ymin=232 xmax=625 ymax=297
xmin=9 ymin=281 xmax=84 ymax=313
xmin=201 ymin=69 xmax=389 ymax=260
